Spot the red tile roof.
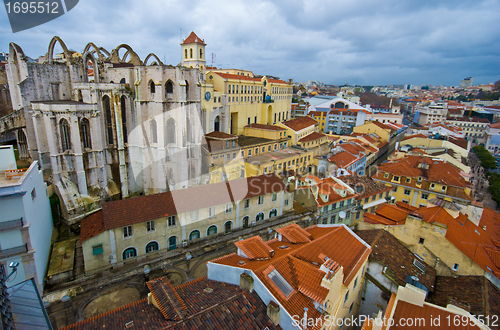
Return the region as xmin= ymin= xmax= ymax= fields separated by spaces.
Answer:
xmin=282 ymin=117 xmax=318 ymax=131
xmin=327 ymin=151 xmax=358 ymax=168
xmin=211 ymin=224 xmax=371 ymax=330
xmin=80 ymin=174 xmax=286 ymax=242
xmin=204 ymin=131 xmax=237 ymax=139
xmin=235 ymin=236 xmax=274 ymax=260
xmin=62 ymin=277 xmax=280 ymax=330
xmin=181 ymin=31 xmax=206 ymax=45
xmin=275 ymin=223 xmax=312 ymax=243
xmin=299 ymin=131 xmax=326 ymax=143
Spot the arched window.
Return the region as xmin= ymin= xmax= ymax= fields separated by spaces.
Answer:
xmin=256 ymin=212 xmax=264 ymax=222
xmin=122 ymin=247 xmax=137 ymax=260
xmin=184 ymin=49 xmax=188 ymax=59
xmin=166 ymin=118 xmax=176 ymax=145
xmin=121 ymin=96 xmax=128 ymax=144
xmin=120 ymin=78 xmax=126 ymax=84
xmin=103 ymin=95 xmax=113 ymax=145
xmin=190 ymin=48 xmax=193 ymax=58
xmin=189 ymin=230 xmax=200 ymax=241
xmin=207 ymin=225 xmax=218 ymax=236
xmin=200 ymin=49 xmax=203 ymax=59
xmin=145 ymin=241 xmax=159 ymax=253
xmin=150 ymin=119 xmax=157 ymax=143
xmin=168 ymin=236 xmax=177 ymax=251
xmin=224 ymin=221 xmax=232 ymax=233
xmin=60 ymin=119 xmax=71 ymax=151
xmin=80 ymin=118 xmax=92 ymax=149
xmin=150 ymin=80 xmax=155 ymax=94
xmin=165 ymin=80 xmax=174 ymax=94
xmin=185 ymin=80 xmax=189 ymax=100
xmin=214 ymin=116 xmax=220 ymax=132
xmin=242 ymin=216 xmax=250 ymax=229
xmin=269 ymin=209 xmax=278 ymax=218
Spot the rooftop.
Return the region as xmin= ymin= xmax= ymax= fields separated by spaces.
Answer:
xmin=338 ymin=174 xmax=394 ymax=199
xmin=282 ymin=116 xmax=318 ymax=131
xmin=210 ymin=224 xmax=371 ymax=329
xmin=62 ymin=277 xmax=280 ymax=330
xmin=244 ymin=123 xmax=286 ymax=131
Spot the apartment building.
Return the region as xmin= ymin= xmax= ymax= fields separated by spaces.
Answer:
xmin=295 ymin=176 xmax=358 ymax=227
xmin=447 ymin=117 xmax=489 ymax=143
xmin=80 ymin=173 xmax=293 ymax=272
xmin=373 ymin=155 xmax=473 ymax=208
xmin=277 ymin=116 xmax=319 ymax=145
xmin=244 ymin=147 xmax=315 ymax=177
xmin=0 ymin=146 xmax=52 ymax=289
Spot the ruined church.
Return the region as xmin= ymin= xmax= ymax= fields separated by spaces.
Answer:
xmin=5 ymin=36 xmax=209 ymax=226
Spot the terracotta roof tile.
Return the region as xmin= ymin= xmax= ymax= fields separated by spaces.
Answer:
xmin=275 ymin=223 xmax=312 ymax=244
xmin=235 ymin=236 xmax=274 ymax=260
xmin=299 ymin=131 xmax=326 ymax=143
xmin=181 ymin=31 xmax=206 ymax=45
xmin=204 ymin=131 xmax=237 ymax=139
xmin=80 ymin=211 xmax=105 ymax=243
xmin=282 ymin=117 xmax=318 ymax=131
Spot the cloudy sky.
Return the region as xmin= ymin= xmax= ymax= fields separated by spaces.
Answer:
xmin=1 ymin=0 xmax=499 ymax=86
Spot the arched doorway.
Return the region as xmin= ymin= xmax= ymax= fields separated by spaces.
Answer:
xmin=242 ymin=216 xmax=250 ymax=229
xmin=224 ymin=221 xmax=232 ymax=233
xmin=214 ymin=116 xmax=220 ymax=132
xmin=168 ymin=236 xmax=177 ymax=251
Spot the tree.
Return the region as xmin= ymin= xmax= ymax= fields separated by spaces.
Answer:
xmin=472 ymin=145 xmax=497 ymax=170
xmin=494 ymin=79 xmax=500 ymax=92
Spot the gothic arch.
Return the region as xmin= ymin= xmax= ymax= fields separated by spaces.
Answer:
xmin=109 ymin=44 xmax=142 ymax=66
xmin=47 ymin=36 xmax=72 ymax=64
xmin=144 ymin=53 xmax=164 ymax=66
xmin=82 ymin=52 xmax=99 ymax=83
xmin=83 ymin=42 xmax=107 ymax=60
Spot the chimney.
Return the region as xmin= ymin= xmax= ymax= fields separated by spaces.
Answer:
xmin=267 ymin=301 xmax=280 ymax=325
xmin=240 ymin=273 xmax=254 ymax=292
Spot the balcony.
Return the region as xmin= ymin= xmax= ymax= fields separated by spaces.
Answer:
xmin=0 ymin=218 xmax=24 ymax=232
xmin=0 ymin=244 xmax=28 ymax=258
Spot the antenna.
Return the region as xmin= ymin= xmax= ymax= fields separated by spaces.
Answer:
xmin=180 ymin=28 xmax=182 ymax=43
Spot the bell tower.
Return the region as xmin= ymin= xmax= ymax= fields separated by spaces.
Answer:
xmin=181 ymin=31 xmax=207 ymax=72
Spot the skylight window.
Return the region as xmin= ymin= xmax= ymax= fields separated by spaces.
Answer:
xmin=268 ymin=269 xmax=294 ymax=297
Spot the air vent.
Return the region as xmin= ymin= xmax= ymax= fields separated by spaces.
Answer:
xmin=203 ymin=287 xmax=213 ymax=293
xmin=278 ymin=245 xmax=289 ymax=249
xmin=238 ymin=260 xmax=246 ymax=266
xmin=413 ymin=259 xmax=426 ymax=273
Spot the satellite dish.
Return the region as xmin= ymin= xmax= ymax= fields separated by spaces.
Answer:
xmin=339 ymin=211 xmax=346 ymax=219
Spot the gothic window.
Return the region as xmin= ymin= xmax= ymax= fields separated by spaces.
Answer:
xmin=150 ymin=118 xmax=157 ymax=143
xmin=120 ymin=78 xmax=126 ymax=84
xmin=166 ymin=118 xmax=176 ymax=145
xmin=103 ymin=95 xmax=114 ymax=145
xmin=214 ymin=116 xmax=220 ymax=132
xmin=60 ymin=119 xmax=71 ymax=151
xmin=165 ymin=80 xmax=174 ymax=94
xmin=185 ymin=80 xmax=189 ymax=100
xmin=80 ymin=118 xmax=92 ymax=149
xmin=121 ymin=96 xmax=128 ymax=144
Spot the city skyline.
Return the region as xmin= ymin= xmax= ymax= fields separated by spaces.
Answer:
xmin=0 ymin=0 xmax=499 ymax=87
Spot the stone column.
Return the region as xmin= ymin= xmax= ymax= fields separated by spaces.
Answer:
xmin=69 ymin=114 xmax=88 ymax=195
